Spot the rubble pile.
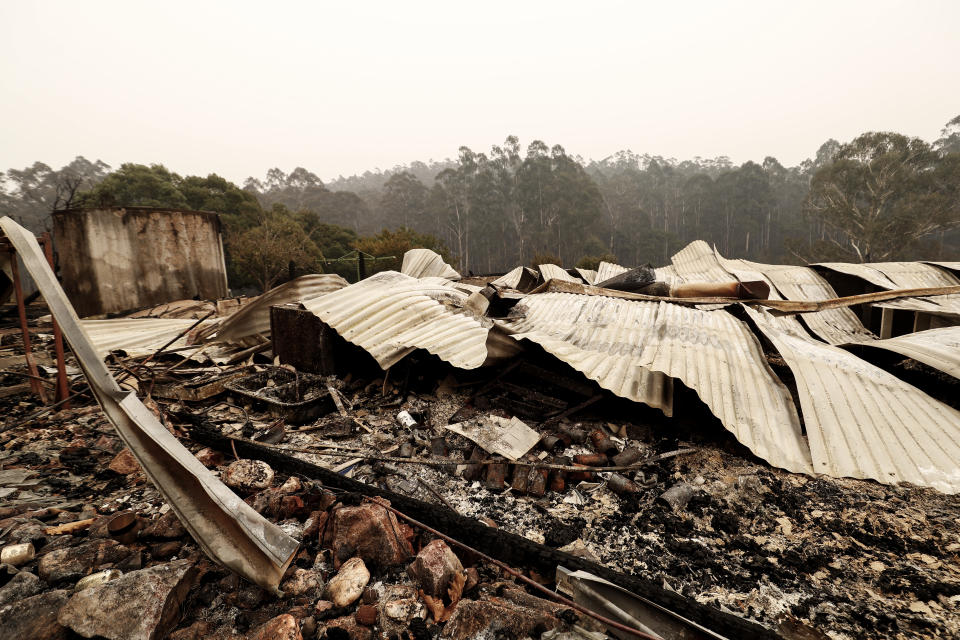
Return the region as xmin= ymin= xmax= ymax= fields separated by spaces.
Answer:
xmin=2 ymin=228 xmax=960 ymax=640
xmin=1 ymin=336 xmax=958 ymax=639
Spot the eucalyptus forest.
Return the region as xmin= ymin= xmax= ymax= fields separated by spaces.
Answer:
xmin=2 ymin=116 xmax=958 ymax=291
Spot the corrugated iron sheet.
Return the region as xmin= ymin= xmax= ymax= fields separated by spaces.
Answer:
xmin=574 ymin=268 xmax=598 ymax=285
xmin=744 ymin=306 xmax=960 ymax=493
xmin=302 ymin=271 xmax=518 ymax=370
xmin=714 ymin=253 xmax=874 ymax=345
xmin=400 ymin=248 xmax=460 ymax=280
xmin=538 ymin=263 xmax=581 ymax=283
xmin=857 ymin=327 xmax=960 ymax=378
xmin=500 ymin=293 xmax=813 ymax=474
xmin=816 ymin=262 xmax=960 ymax=317
xmin=595 ymin=261 xmax=628 ymax=283
xmin=203 ymin=274 xmax=348 ymax=345
xmin=83 ymin=318 xmax=210 ymax=358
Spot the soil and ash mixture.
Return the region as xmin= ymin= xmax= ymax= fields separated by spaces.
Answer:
xmin=0 ymin=325 xmax=958 ymax=640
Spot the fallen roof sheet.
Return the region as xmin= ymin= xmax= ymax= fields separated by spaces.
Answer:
xmin=0 ymin=216 xmax=300 ymax=592
xmin=500 ymin=293 xmax=814 ymax=474
xmin=816 ymin=261 xmax=960 ymax=318
xmin=666 ymin=240 xmax=960 ymax=492
xmin=595 ymin=261 xmax=628 ymax=283
xmin=302 ymin=271 xmax=519 ymax=370
xmin=856 ymin=326 xmax=960 ymax=379
xmin=714 ymin=254 xmax=875 ymax=345
xmin=574 ymin=268 xmax=598 ymax=285
xmin=400 ymin=248 xmax=460 ymax=280
xmin=83 ymin=318 xmax=212 ymax=358
xmin=198 ymin=273 xmax=348 ymax=345
xmin=537 ymin=263 xmax=581 ymax=283
xmin=744 ymin=306 xmax=960 ymax=493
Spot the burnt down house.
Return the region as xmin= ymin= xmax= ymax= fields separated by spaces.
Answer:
xmin=1 ymin=214 xmax=959 ymax=640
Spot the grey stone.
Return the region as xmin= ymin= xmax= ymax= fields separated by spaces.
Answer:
xmin=0 ymin=570 xmax=41 ymax=608
xmin=57 ymin=559 xmax=197 ymax=640
xmin=0 ymin=589 xmax=71 ymax=640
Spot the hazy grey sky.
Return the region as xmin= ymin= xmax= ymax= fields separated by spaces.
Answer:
xmin=2 ymin=1 xmax=958 ymax=183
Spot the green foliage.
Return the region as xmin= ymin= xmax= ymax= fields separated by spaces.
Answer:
xmin=353 ymin=227 xmax=453 ymax=275
xmin=74 ymin=163 xmax=264 ymax=234
xmin=575 ymin=253 xmax=618 ymax=270
xmin=294 ymin=209 xmax=360 ymax=280
xmin=805 ymin=132 xmax=960 ymax=261
xmin=227 ymin=209 xmax=322 ymax=292
xmin=75 ymin=163 xmax=188 ymax=209
xmin=3 ymin=156 xmax=111 ymax=232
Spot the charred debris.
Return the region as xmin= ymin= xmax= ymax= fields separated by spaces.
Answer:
xmin=0 ymin=216 xmax=959 ymax=640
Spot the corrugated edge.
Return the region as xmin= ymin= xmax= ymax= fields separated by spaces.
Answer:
xmin=538 ymin=263 xmax=581 ymax=283
xmin=500 ymin=292 xmax=813 ymax=474
xmin=400 ymin=248 xmax=460 ymax=280
xmin=575 ymin=268 xmax=598 ymax=285
xmin=83 ymin=318 xmax=213 ymax=358
xmin=855 ymin=327 xmax=960 ymax=379
xmin=815 ymin=261 xmax=960 ymax=317
xmin=301 ymin=271 xmax=506 ymax=370
xmin=199 ymin=274 xmax=348 ymax=345
xmin=596 ymin=261 xmax=628 ymax=283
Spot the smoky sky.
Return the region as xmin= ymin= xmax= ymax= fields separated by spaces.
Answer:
xmin=1 ymin=0 xmax=957 ymax=183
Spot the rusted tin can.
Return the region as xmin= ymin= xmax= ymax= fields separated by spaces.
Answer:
xmin=589 ymin=428 xmax=618 ymax=456
xmin=607 ymin=473 xmax=641 ymax=494
xmin=573 ymin=453 xmax=609 ymax=467
xmin=485 ymin=462 xmax=508 ymax=491
xmin=559 ymin=424 xmax=587 ymax=444
xmin=462 ymin=446 xmax=486 ymax=481
xmin=527 ymin=468 xmax=548 ymax=497
xmin=566 ymin=464 xmax=595 ymax=482
xmin=540 ymin=435 xmax=562 ymax=451
xmin=612 ymin=446 xmax=642 ymax=467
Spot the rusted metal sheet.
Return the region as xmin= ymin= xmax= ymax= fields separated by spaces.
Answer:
xmin=1 ymin=216 xmax=299 ymax=592
xmin=500 ymin=293 xmax=814 ymax=474
xmin=744 ymin=306 xmax=960 ymax=493
xmin=538 ymin=263 xmax=581 ymax=283
xmin=400 ymin=248 xmax=460 ymax=280
xmin=301 ymin=271 xmax=520 ymax=370
xmin=197 ymin=274 xmax=348 ymax=345
xmin=53 ymin=207 xmax=228 ymax=317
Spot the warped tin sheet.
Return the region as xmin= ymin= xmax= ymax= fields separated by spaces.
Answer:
xmin=501 ymin=292 xmax=813 ymax=474
xmin=0 ymin=217 xmax=299 ymax=592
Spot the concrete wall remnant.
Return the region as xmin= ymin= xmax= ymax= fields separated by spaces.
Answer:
xmin=53 ymin=207 xmax=229 ymax=317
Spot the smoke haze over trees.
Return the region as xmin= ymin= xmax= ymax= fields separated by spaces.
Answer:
xmin=2 ymin=118 xmax=958 ymax=289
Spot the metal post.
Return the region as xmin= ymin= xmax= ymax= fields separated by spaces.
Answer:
xmin=41 ymin=234 xmax=70 ymax=408
xmin=9 ymin=248 xmax=48 ymax=403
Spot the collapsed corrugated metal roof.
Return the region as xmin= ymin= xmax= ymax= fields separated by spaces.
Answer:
xmin=83 ymin=318 xmax=211 ymax=359
xmin=816 ymin=261 xmax=960 ymax=318
xmin=743 ymin=306 xmax=960 ymax=493
xmin=400 ymin=248 xmax=460 ymax=280
xmin=857 ymin=326 xmax=960 ymax=378
xmin=537 ymin=263 xmax=581 ymax=284
xmin=595 ymin=261 xmax=628 ymax=283
xmin=574 ymin=268 xmax=598 ymax=285
xmin=197 ymin=274 xmax=348 ymax=345
xmin=301 ymin=271 xmax=520 ymax=370
xmin=666 ymin=241 xmax=960 ymax=492
xmin=500 ymin=293 xmax=814 ymax=474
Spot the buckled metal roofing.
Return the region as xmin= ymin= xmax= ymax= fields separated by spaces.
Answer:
xmin=400 ymin=248 xmax=461 ymax=280
xmin=301 ymin=271 xmax=519 ymax=370
xmin=500 ymin=292 xmax=813 ymax=474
